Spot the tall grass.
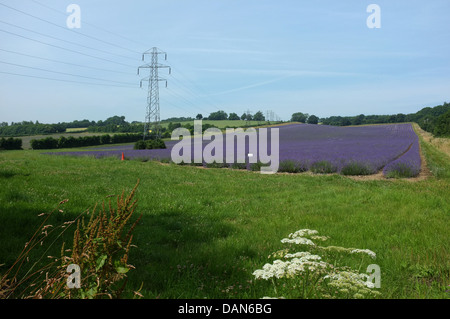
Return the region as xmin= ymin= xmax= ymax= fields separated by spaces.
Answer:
xmin=0 ymin=177 xmax=142 ymax=299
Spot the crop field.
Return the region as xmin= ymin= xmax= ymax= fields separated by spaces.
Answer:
xmin=1 ymin=122 xmax=449 ymax=300
xmin=45 ymin=123 xmax=422 ymax=178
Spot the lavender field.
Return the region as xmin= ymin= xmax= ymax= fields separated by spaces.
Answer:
xmin=45 ymin=123 xmax=421 ymax=178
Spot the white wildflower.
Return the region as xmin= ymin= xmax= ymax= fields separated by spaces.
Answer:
xmin=350 ymin=249 xmax=377 ymax=259
xmin=284 ymin=251 xmax=318 ymax=259
xmin=281 ymin=237 xmax=315 ymax=246
xmin=253 ymin=255 xmax=330 ymax=280
xmin=289 ymin=229 xmax=319 ymax=239
xmin=324 ymin=270 xmax=373 ymax=292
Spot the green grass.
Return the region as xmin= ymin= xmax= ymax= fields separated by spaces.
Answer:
xmin=0 ymin=135 xmax=449 ymax=299
xmin=65 ymin=127 xmax=88 ymax=133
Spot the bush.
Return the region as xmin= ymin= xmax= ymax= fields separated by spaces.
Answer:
xmin=30 ymin=133 xmax=142 ymax=150
xmin=134 ymin=140 xmax=146 ymax=150
xmin=133 ymin=139 xmax=166 ymax=150
xmin=30 ymin=137 xmax=58 ymax=150
xmin=146 ymin=139 xmax=166 ymax=149
xmin=310 ymin=160 xmax=337 ymax=174
xmin=100 ymin=134 xmax=111 ymax=145
xmin=278 ymin=160 xmax=308 ymax=173
xmin=250 ymin=161 xmax=265 ymax=171
xmin=340 ymin=162 xmax=374 ymax=176
xmin=0 ymin=137 xmax=22 ymax=150
xmin=384 ymin=163 xmax=417 ymax=178
xmin=230 ymin=162 xmax=247 ymax=170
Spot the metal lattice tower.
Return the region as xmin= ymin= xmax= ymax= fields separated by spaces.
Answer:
xmin=138 ymin=47 xmax=170 ymax=140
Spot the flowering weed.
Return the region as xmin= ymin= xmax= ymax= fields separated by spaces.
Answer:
xmin=252 ymin=229 xmax=381 ymax=299
xmin=0 ymin=181 xmax=142 ymax=299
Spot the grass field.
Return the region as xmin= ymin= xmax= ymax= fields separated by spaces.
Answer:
xmin=161 ymin=120 xmax=274 ymax=129
xmin=0 ymin=124 xmax=449 ymax=299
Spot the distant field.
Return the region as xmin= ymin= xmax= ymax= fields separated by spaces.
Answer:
xmin=160 ymin=119 xmax=279 ymax=128
xmin=65 ymin=127 xmax=88 ymax=133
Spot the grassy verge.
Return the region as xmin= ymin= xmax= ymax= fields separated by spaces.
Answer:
xmin=0 ymin=136 xmax=448 ymax=298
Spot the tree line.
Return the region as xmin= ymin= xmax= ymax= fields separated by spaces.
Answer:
xmin=0 ymin=137 xmax=22 ymax=150
xmin=2 ymin=103 xmax=448 ymax=141
xmin=195 ymin=110 xmax=268 ymax=121
xmin=0 ymin=116 xmax=144 ymax=137
xmin=30 ymin=133 xmax=142 ymax=150
xmin=290 ymin=102 xmax=449 ymax=137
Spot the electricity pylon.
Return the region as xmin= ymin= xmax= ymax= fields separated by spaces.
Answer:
xmin=138 ymin=47 xmax=170 ymax=140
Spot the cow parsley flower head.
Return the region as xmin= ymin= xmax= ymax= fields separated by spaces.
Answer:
xmin=252 ymin=253 xmax=331 ymax=280
xmin=281 ymin=237 xmax=315 ymax=246
xmin=289 ymin=229 xmax=319 ymax=239
xmin=279 ymin=229 xmax=321 ymax=246
xmin=350 ymin=249 xmax=377 ymax=259
xmin=323 ymin=270 xmax=381 ymax=298
xmin=253 ymin=228 xmax=380 ymax=299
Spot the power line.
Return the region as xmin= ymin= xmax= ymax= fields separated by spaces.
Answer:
xmin=0 ymin=2 xmax=140 ymax=55
xmin=0 ymin=19 xmax=137 ymax=61
xmin=31 ymin=0 xmax=147 ymax=49
xmin=168 ymin=60 xmax=223 ymax=112
xmin=0 ymin=60 xmax=135 ymax=86
xmin=0 ymin=29 xmax=135 ymax=68
xmin=0 ymin=48 xmax=131 ymax=75
xmin=0 ymin=70 xmax=136 ymax=88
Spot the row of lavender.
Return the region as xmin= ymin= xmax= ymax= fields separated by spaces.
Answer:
xmin=383 ymin=133 xmax=421 ymax=178
xmin=44 ymin=123 xmax=421 ymax=178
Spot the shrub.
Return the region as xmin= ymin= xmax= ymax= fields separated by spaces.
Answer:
xmin=384 ymin=163 xmax=417 ymax=178
xmin=250 ymin=161 xmax=265 ymax=171
xmin=133 ymin=139 xmax=166 ymax=150
xmin=31 ymin=133 xmax=142 ymax=150
xmin=340 ymin=162 xmax=374 ymax=176
xmin=134 ymin=140 xmax=146 ymax=150
xmin=278 ymin=160 xmax=308 ymax=173
xmin=0 ymin=137 xmax=22 ymax=150
xmin=146 ymin=139 xmax=166 ymax=149
xmin=100 ymin=134 xmax=111 ymax=145
xmin=30 ymin=137 xmax=58 ymax=150
xmin=230 ymin=162 xmax=247 ymax=170
xmin=310 ymin=160 xmax=337 ymax=174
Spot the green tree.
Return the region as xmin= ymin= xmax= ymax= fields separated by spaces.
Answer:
xmin=291 ymin=112 xmax=308 ymax=123
xmin=196 ymin=114 xmax=203 ymax=120
xmin=433 ymin=110 xmax=450 ymax=136
xmin=208 ymin=110 xmax=228 ymax=120
xmin=253 ymin=111 xmax=265 ymax=122
xmin=307 ymin=115 xmax=319 ymax=124
xmin=228 ymin=113 xmax=240 ymax=120
xmin=352 ymin=114 xmax=365 ymax=125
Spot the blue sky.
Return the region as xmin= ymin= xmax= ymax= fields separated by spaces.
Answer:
xmin=0 ymin=0 xmax=449 ymax=124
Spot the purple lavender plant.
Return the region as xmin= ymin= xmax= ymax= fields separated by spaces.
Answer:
xmin=44 ymin=123 xmax=422 ymax=178
xmin=383 ymin=137 xmax=421 ymax=178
